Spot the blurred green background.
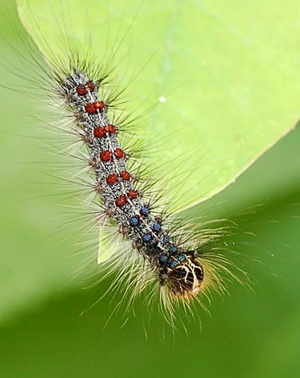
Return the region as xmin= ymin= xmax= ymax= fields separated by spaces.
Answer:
xmin=0 ymin=1 xmax=300 ymax=377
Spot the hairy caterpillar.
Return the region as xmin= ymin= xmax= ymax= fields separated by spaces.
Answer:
xmin=1 ymin=0 xmax=244 ymax=323
xmin=62 ymin=72 xmax=205 ymax=295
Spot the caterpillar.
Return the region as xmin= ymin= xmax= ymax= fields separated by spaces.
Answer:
xmin=62 ymin=71 xmax=204 ymax=296
xmin=1 ymin=0 xmax=243 ymax=323
xmin=58 ymin=70 xmax=230 ymax=318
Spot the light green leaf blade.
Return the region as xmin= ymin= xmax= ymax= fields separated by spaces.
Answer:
xmin=18 ymin=0 xmax=300 ymax=210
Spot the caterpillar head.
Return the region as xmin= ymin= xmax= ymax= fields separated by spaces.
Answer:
xmin=166 ymin=256 xmax=204 ymax=299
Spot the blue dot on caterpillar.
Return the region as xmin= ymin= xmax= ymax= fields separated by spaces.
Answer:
xmin=61 ymin=72 xmax=204 ymax=299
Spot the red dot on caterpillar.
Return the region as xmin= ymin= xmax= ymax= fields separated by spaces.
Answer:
xmin=115 ymin=195 xmax=127 ymax=208
xmin=85 ymin=103 xmax=96 ymax=114
xmin=106 ymin=173 xmax=118 ymax=185
xmin=94 ymin=126 xmax=105 ymax=138
xmin=76 ymin=85 xmax=87 ymax=95
xmin=87 ymin=81 xmax=95 ymax=91
xmin=95 ymin=101 xmax=105 ymax=110
xmin=100 ymin=150 xmax=111 ymax=162
xmin=128 ymin=189 xmax=138 ymax=199
xmin=121 ymin=170 xmax=130 ymax=180
xmin=105 ymin=124 xmax=115 ymax=134
xmin=115 ymin=148 xmax=124 ymax=159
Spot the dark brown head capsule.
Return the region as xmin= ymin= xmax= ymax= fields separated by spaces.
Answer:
xmin=166 ymin=255 xmax=204 ymax=299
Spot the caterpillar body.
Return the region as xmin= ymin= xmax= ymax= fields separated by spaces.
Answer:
xmin=61 ymin=72 xmax=204 ymax=299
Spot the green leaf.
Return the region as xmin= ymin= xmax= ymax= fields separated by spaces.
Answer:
xmin=18 ymin=0 xmax=300 ymax=211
